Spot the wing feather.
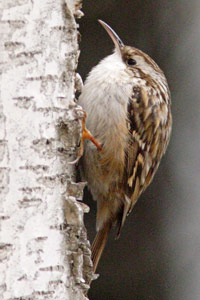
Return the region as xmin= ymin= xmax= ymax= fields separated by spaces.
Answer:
xmin=116 ymin=85 xmax=171 ymax=235
xmin=124 ymin=85 xmax=171 ymax=214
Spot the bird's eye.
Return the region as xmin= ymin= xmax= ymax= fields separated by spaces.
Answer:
xmin=127 ymin=58 xmax=137 ymax=66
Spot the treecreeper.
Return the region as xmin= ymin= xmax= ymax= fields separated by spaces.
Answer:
xmin=78 ymin=20 xmax=172 ymax=273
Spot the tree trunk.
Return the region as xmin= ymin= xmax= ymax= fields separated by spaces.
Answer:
xmin=0 ymin=0 xmax=92 ymax=299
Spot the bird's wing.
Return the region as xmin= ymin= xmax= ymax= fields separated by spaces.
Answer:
xmin=117 ymin=85 xmax=171 ymax=235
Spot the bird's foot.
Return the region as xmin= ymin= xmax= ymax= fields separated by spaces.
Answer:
xmin=69 ymin=110 xmax=102 ymax=164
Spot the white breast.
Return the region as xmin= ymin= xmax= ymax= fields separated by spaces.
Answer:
xmin=78 ymin=52 xmax=134 ymax=198
xmin=79 ymin=51 xmax=133 ymax=145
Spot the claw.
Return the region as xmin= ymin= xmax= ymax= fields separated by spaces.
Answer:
xmin=69 ymin=111 xmax=102 ymax=164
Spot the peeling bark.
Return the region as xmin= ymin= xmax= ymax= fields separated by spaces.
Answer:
xmin=0 ymin=0 xmax=93 ymax=299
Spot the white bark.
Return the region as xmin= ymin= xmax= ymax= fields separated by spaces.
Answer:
xmin=0 ymin=0 xmax=92 ymax=299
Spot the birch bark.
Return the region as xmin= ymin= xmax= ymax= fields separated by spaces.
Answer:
xmin=0 ymin=0 xmax=92 ymax=299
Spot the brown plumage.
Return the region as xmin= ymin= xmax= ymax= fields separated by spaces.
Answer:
xmin=79 ymin=20 xmax=172 ymax=273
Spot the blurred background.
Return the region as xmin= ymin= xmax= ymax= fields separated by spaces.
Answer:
xmin=77 ymin=1 xmax=200 ymax=299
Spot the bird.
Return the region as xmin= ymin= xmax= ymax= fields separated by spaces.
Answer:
xmin=78 ymin=20 xmax=172 ymax=273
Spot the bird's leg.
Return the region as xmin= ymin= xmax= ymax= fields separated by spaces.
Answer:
xmin=69 ymin=111 xmax=102 ymax=164
xmin=81 ymin=111 xmax=102 ymax=151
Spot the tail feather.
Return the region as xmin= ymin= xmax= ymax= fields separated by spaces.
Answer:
xmin=91 ymin=222 xmax=111 ymax=272
xmin=116 ymin=195 xmax=131 ymax=239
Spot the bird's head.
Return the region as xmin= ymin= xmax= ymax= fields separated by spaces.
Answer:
xmin=98 ymin=20 xmax=164 ymax=78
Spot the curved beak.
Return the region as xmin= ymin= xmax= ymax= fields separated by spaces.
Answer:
xmin=98 ymin=20 xmax=124 ymax=54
